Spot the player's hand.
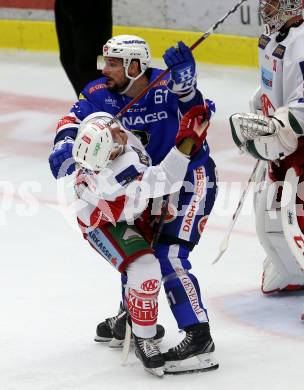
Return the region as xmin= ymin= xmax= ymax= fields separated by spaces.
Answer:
xmin=176 ymin=104 xmax=210 ymax=155
xmin=163 ymin=41 xmax=196 ymax=96
xmin=49 ymin=137 xmax=75 ymax=179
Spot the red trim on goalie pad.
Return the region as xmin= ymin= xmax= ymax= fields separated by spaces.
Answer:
xmin=281 ymin=284 xmax=304 ymax=292
xmin=261 ymin=272 xmax=304 ymax=294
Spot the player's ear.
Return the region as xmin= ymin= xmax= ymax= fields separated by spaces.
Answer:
xmin=129 ymin=59 xmax=141 ymax=77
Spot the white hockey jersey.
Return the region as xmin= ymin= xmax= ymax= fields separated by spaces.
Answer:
xmin=251 ymin=23 xmax=304 ymax=129
xmin=75 ymin=130 xmax=189 ymax=227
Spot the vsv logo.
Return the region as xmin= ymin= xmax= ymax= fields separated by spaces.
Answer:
xmin=178 ymin=67 xmax=193 ymax=83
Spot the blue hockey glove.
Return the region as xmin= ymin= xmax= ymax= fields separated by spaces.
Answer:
xmin=49 ymin=137 xmax=75 ymax=179
xmin=163 ymin=41 xmax=196 ymax=96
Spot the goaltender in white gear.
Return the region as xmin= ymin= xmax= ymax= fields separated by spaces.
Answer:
xmin=230 ymin=0 xmax=304 ymax=297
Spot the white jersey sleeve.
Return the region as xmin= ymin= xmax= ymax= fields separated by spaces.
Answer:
xmin=283 ymin=29 xmax=304 ymax=128
xmin=132 ymin=147 xmax=189 ymax=198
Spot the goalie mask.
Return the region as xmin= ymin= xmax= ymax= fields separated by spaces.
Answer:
xmin=259 ymin=0 xmax=303 ymax=35
xmin=73 ymin=112 xmax=125 ymax=171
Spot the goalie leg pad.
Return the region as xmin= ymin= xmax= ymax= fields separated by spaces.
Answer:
xmin=254 ymin=166 xmax=304 ymax=293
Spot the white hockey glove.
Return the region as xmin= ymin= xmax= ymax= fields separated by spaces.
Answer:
xmin=230 ymin=107 xmax=302 ymax=161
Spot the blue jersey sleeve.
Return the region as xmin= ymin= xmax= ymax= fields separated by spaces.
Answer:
xmin=54 ymin=78 xmax=117 ymax=144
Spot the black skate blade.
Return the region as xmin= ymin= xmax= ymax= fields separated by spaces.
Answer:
xmin=164 ymin=353 xmax=219 ymax=375
xmin=95 ymin=336 xmax=163 ymax=346
xmin=94 ymin=335 xmax=112 ymax=342
xmin=164 ymin=363 xmax=219 ymax=375
xmin=109 ymin=337 xmax=125 ymax=348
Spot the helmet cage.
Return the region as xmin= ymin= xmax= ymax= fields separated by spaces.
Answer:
xmin=259 ymin=0 xmax=303 ymax=35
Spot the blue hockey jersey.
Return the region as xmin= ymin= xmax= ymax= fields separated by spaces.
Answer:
xmin=55 ymin=68 xmax=214 ymax=169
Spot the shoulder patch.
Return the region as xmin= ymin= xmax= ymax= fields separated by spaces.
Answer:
xmin=115 ymin=165 xmax=140 ymax=186
xmin=153 ymin=80 xmax=167 ymax=88
xmin=272 ymin=44 xmax=286 ymax=59
xmin=88 ymin=83 xmax=107 ymax=94
xmin=131 ymin=146 xmax=150 ymax=166
xmin=258 ymin=34 xmax=271 ymax=49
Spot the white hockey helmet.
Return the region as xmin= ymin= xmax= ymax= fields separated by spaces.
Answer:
xmin=259 ymin=0 xmax=303 ymax=35
xmin=99 ymin=34 xmax=151 ymax=81
xmin=73 ymin=112 xmax=123 ymax=171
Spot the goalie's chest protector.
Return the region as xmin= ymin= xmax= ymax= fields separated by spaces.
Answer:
xmin=258 ymin=26 xmax=304 ymax=116
xmin=258 ymin=34 xmax=285 ymax=115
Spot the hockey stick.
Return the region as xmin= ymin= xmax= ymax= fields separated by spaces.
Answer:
xmin=151 ymin=195 xmax=170 ymax=246
xmin=121 ymin=320 xmax=132 ymax=365
xmin=212 ymin=159 xmax=261 ymax=265
xmin=108 ymin=0 xmax=248 ymax=126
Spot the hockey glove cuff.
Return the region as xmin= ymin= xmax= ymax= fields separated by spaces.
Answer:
xmin=176 ymin=104 xmax=210 ymax=155
xmin=49 ymin=137 xmax=75 ymax=179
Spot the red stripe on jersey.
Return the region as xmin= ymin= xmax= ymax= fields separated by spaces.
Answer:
xmin=88 ymin=83 xmax=107 ymax=94
xmin=90 ymin=195 xmax=127 ymax=228
xmin=56 ymin=115 xmax=77 ymax=132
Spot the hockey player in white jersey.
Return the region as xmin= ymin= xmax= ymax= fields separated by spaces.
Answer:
xmin=230 ymin=0 xmax=304 ymax=306
xmin=71 ymin=105 xmax=218 ymax=375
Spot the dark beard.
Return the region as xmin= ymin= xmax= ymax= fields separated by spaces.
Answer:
xmin=106 ymin=79 xmax=131 ymax=93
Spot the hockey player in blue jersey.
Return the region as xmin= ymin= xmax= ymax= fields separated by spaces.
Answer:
xmin=49 ymin=35 xmax=218 ymax=374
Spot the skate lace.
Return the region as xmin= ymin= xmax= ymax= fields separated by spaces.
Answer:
xmin=106 ymin=310 xmax=126 ymax=330
xmin=171 ymin=332 xmax=193 ymax=353
xmin=138 ymin=338 xmax=161 ymax=358
xmin=105 ymin=316 xmax=117 ymax=330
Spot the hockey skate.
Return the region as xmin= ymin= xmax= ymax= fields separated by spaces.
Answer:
xmin=133 ymin=334 xmax=165 ymax=377
xmin=95 ymin=304 xmax=165 ymax=347
xmin=162 ymin=323 xmax=219 ymax=374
